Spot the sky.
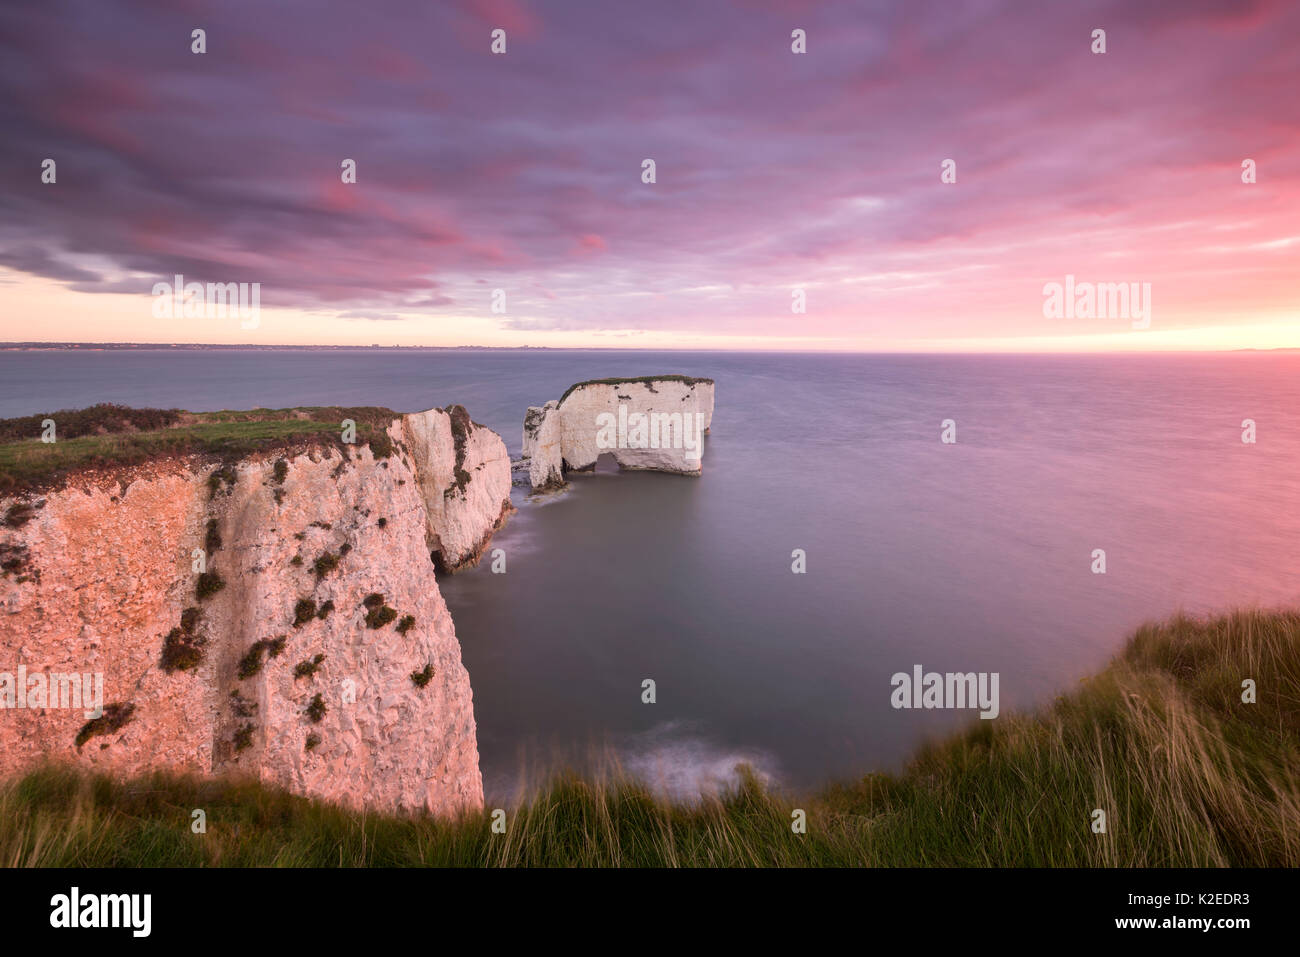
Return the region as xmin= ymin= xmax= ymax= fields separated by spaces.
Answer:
xmin=0 ymin=0 xmax=1297 ymax=351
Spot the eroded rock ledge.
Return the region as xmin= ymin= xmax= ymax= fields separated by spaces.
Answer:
xmin=0 ymin=404 xmax=512 ymax=816
xmin=520 ymin=376 xmax=715 ymax=490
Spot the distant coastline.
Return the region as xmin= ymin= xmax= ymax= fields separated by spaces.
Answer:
xmin=0 ymin=342 xmax=562 ymax=352
xmin=2 ymin=342 xmax=1298 ymax=354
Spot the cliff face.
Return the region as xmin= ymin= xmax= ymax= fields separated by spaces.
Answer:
xmin=521 ymin=377 xmax=714 ymax=490
xmin=401 ymin=406 xmax=513 ymax=571
xmin=0 ymin=410 xmax=511 ymax=815
xmin=521 ymin=401 xmax=565 ymax=490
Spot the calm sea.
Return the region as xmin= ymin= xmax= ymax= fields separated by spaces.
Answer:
xmin=2 ymin=349 xmax=1298 ymax=799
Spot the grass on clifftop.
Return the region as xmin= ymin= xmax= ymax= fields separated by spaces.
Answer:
xmin=2 ymin=608 xmax=1296 ymax=867
xmin=559 ymin=375 xmax=713 ymax=404
xmin=0 ymin=404 xmax=399 ymax=493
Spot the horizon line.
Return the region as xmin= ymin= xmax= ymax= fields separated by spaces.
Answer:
xmin=2 ymin=340 xmax=1299 ymax=357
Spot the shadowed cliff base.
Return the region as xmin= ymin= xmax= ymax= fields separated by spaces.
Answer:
xmin=3 ymin=608 xmax=1296 ymax=867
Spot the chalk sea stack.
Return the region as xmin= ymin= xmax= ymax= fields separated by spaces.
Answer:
xmin=520 ymin=376 xmax=714 ymax=490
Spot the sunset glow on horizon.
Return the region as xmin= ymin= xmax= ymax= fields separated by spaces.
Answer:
xmin=1 ymin=0 xmax=1297 ymax=351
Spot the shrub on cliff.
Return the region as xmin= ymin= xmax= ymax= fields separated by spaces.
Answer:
xmin=204 ymin=519 xmax=222 ymax=553
xmin=365 ymin=604 xmax=398 ymax=629
xmin=73 ymin=703 xmax=136 ymax=749
xmin=294 ymin=654 xmax=325 ymax=681
xmin=237 ymin=643 xmax=266 ymax=680
xmin=366 ymin=429 xmax=395 ymax=459
xmin=237 ymin=637 xmax=285 ymax=679
xmin=443 ymin=405 xmax=474 ymax=497
xmin=3 ymin=501 xmax=41 ymax=528
xmin=360 ymin=592 xmax=397 ymax=629
xmin=161 ymin=607 xmax=205 ymax=672
xmin=195 ymin=571 xmax=225 ymax=601
xmin=444 ymin=468 xmax=471 ymax=498
xmin=305 ymin=694 xmax=327 ymax=723
xmin=161 ymin=629 xmax=204 ymax=672
xmin=207 ymin=466 xmax=237 ymax=498
xmin=232 ymin=724 xmax=255 ymax=754
xmin=293 ymin=598 xmax=317 ymax=627
xmin=0 ymin=543 xmax=34 ymax=582
xmin=312 ymin=552 xmax=340 ymax=578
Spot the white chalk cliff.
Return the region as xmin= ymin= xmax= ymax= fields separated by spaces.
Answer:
xmin=0 ymin=407 xmax=512 ymax=816
xmin=521 ymin=377 xmax=714 ymax=489
xmin=402 ymin=405 xmax=513 ymax=572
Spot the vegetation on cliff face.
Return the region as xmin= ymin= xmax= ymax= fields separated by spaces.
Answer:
xmin=72 ymin=703 xmax=136 ymax=750
xmin=3 ymin=501 xmax=41 ymax=528
xmin=292 ymin=599 xmax=318 ymax=627
xmin=160 ymin=607 xmax=206 ymax=673
xmin=522 ymin=404 xmax=549 ymax=439
xmin=236 ymin=636 xmax=287 ymax=680
xmin=195 ymin=571 xmax=225 ymax=601
xmin=294 ymin=655 xmax=326 ymax=681
xmin=0 ymin=405 xmax=402 ymax=494
xmin=362 ymin=592 xmax=399 ymax=629
xmin=444 ymin=404 xmax=474 ymax=497
xmin=0 ymin=541 xmax=37 ymax=583
xmin=4 ymin=609 xmax=1296 ymax=867
xmin=305 ymin=694 xmax=327 ymax=724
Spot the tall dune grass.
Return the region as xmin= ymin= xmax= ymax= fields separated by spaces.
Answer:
xmin=3 ymin=609 xmax=1296 ymax=867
